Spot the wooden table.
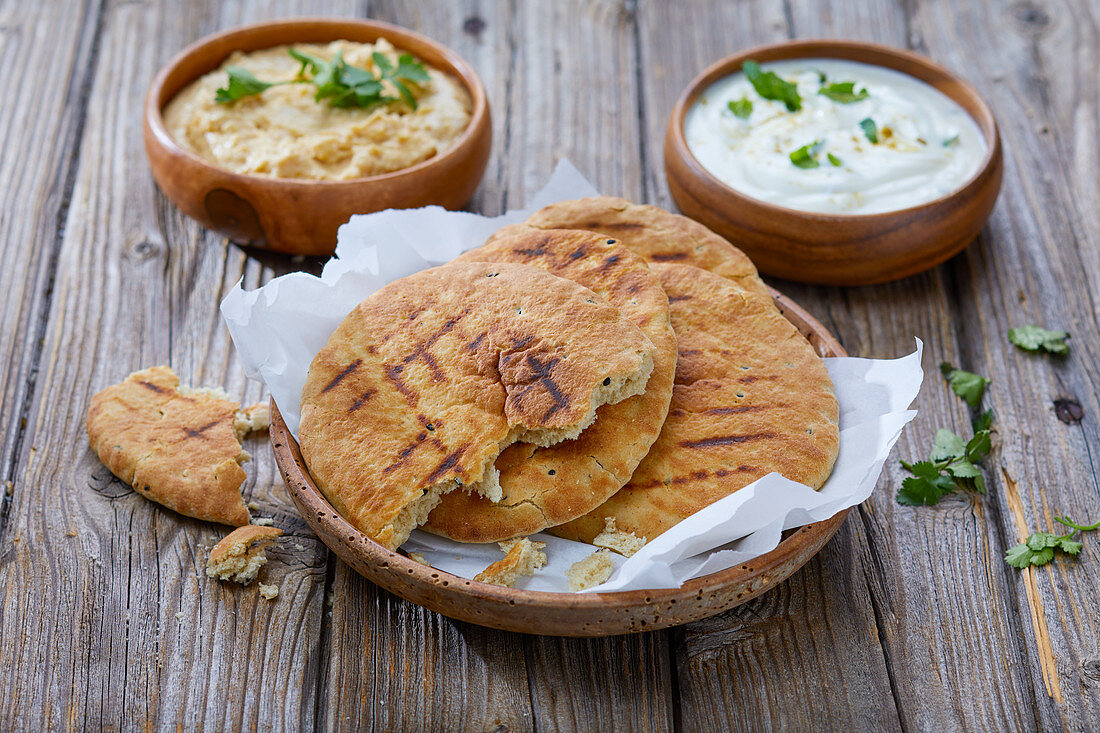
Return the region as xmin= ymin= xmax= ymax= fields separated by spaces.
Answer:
xmin=2 ymin=0 xmax=1097 ymax=729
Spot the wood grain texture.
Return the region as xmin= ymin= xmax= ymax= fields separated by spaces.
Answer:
xmin=2 ymin=0 xmax=1100 ymax=730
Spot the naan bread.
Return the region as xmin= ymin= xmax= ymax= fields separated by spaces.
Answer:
xmin=423 ymin=230 xmax=677 ymax=542
xmin=299 ymin=261 xmax=656 ymax=550
xmin=490 ymin=196 xmax=767 ymax=295
xmin=553 ymin=264 xmax=839 ymax=544
xmin=85 ymin=366 xmax=254 ymax=526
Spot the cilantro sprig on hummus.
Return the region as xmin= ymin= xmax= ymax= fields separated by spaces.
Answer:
xmin=216 ymin=47 xmax=430 ymax=111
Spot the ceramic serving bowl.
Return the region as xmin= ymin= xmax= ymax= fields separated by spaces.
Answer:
xmin=144 ymin=18 xmax=492 ymax=256
xmin=664 ymin=40 xmax=1003 ymax=286
xmin=271 ymin=287 xmax=849 ymax=637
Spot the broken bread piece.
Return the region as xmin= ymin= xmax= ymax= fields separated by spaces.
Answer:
xmin=298 ymin=261 xmax=656 ymax=550
xmin=257 ymin=582 xmax=279 ymax=600
xmin=473 ymin=538 xmax=547 ymax=588
xmin=592 ymin=517 xmax=646 ymax=557
xmin=235 ymin=402 xmax=271 ymax=435
xmin=567 ymin=549 xmax=616 ymax=591
xmin=206 ymin=525 xmax=284 ymax=584
xmin=86 ymin=366 xmax=266 ymax=526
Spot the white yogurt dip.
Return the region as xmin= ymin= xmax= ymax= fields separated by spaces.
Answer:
xmin=684 ymin=58 xmax=987 ymax=214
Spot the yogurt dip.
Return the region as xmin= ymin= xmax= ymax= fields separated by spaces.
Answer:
xmin=684 ymin=58 xmax=987 ymax=214
xmin=164 ymin=39 xmax=472 ymax=181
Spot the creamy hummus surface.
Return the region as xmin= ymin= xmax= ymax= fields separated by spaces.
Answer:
xmin=163 ymin=39 xmax=473 ymax=180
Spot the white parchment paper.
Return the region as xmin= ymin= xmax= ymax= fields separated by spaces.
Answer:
xmin=222 ymin=160 xmax=923 ymax=593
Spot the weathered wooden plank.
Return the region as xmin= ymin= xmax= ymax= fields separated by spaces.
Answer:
xmin=672 ymin=518 xmax=901 ymax=731
xmin=0 ymin=0 xmax=102 ymax=523
xmin=905 ymin=0 xmax=1100 ymax=727
xmin=0 ymin=1 xmax=353 ymax=730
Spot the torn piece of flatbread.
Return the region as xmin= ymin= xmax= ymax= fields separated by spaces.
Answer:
xmin=473 ymin=538 xmax=547 ymax=588
xmin=567 ymin=549 xmax=616 ymax=591
xmin=592 ymin=517 xmax=646 ymax=557
xmin=257 ymin=582 xmax=279 ymax=600
xmin=85 ymin=366 xmax=268 ymax=526
xmin=206 ymin=525 xmax=283 ymax=585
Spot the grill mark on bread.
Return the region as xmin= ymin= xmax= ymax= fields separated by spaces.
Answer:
xmin=738 ymin=375 xmax=777 ymax=384
xmin=183 ymin=420 xmax=220 ymax=439
xmin=650 ymin=252 xmax=689 ymax=262
xmin=382 ymin=440 xmax=427 ymax=474
xmin=667 ymin=294 xmax=693 ymax=303
xmin=678 ymin=432 xmax=777 ymax=449
xmin=705 ymin=405 xmax=766 ymax=415
xmin=598 ymin=254 xmax=621 ymax=272
xmin=465 ymin=333 xmax=486 ymax=352
xmin=585 ymin=220 xmax=645 ymax=230
xmin=321 ymin=359 xmax=362 ymax=393
xmin=510 ymin=353 xmax=568 ymax=421
xmin=349 ymin=390 xmax=375 ymax=412
xmin=140 ymin=380 xmax=168 ymax=394
xmin=568 ymin=246 xmax=587 ymax=260
xmin=425 ymin=444 xmax=470 ymax=484
xmin=384 ymin=364 xmax=417 ymax=403
xmin=401 ymin=310 xmax=470 ymax=381
xmin=513 ymin=236 xmax=550 ymax=257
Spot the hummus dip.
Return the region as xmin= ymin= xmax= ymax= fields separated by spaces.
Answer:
xmin=163 ymin=39 xmax=473 ymax=180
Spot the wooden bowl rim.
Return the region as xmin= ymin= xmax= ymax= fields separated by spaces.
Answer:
xmin=144 ymin=16 xmax=489 ymax=188
xmin=271 ymin=285 xmax=852 ymax=612
xmin=667 ymin=38 xmax=1002 ymax=222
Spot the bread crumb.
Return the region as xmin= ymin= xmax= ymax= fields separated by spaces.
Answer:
xmin=206 ymin=525 xmax=283 ymax=585
xmin=567 ymin=549 xmax=616 ymax=591
xmin=64 ymin=528 xmax=78 ymax=538
xmin=248 ymin=501 xmax=261 ymax=512
xmin=474 ymin=538 xmax=547 ymax=587
xmin=3 ymin=480 xmax=12 ymax=496
xmin=252 ymin=517 xmax=274 ymax=526
xmin=292 ymin=543 xmax=306 ymax=551
xmin=175 ymin=611 xmax=185 ymax=621
xmin=592 ymin=517 xmax=646 ymax=557
xmin=234 ymin=402 xmax=270 ymax=437
xmin=407 ymin=551 xmax=430 ymax=567
xmin=258 ymin=582 xmax=279 ymax=600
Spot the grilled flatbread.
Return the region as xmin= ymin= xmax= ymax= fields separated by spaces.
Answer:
xmin=553 ymin=264 xmax=839 ymax=544
xmin=423 ymin=230 xmax=676 ymax=542
xmin=489 ymin=196 xmax=767 ymax=295
xmin=85 ymin=366 xmax=254 ymax=526
xmin=299 ymin=261 xmax=656 ymax=550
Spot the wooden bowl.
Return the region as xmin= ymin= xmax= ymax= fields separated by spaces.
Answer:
xmin=144 ymin=18 xmax=492 ymax=256
xmin=271 ymin=287 xmax=850 ymax=636
xmin=664 ymin=40 xmax=1003 ymax=286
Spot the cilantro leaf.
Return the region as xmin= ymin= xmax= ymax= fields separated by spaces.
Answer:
xmin=943 ymin=134 xmax=960 ymax=147
xmin=973 ymin=410 xmax=994 ymax=433
xmin=931 ymin=429 xmax=966 ymax=461
xmin=743 ymin=60 xmax=802 ymax=112
xmin=940 ymin=362 xmax=991 ymax=408
xmin=1004 ymin=542 xmax=1035 ymax=568
xmin=859 ymin=117 xmax=878 ymax=143
xmin=965 ymin=430 xmax=992 ymax=464
xmin=217 ymin=48 xmax=428 ymax=111
xmin=827 ymin=152 xmax=842 ymax=167
xmin=818 ymin=81 xmax=869 ymax=103
xmin=790 ymin=140 xmax=823 ymax=169
xmin=728 ymin=97 xmax=753 ymax=119
xmin=1008 ymin=325 xmax=1070 ymax=355
xmin=215 ymin=67 xmax=278 ymax=104
xmin=1058 ymin=537 xmax=1084 ymax=555
xmin=896 ymin=461 xmax=957 ymax=506
xmin=1006 ymin=515 xmax=1100 ymax=570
